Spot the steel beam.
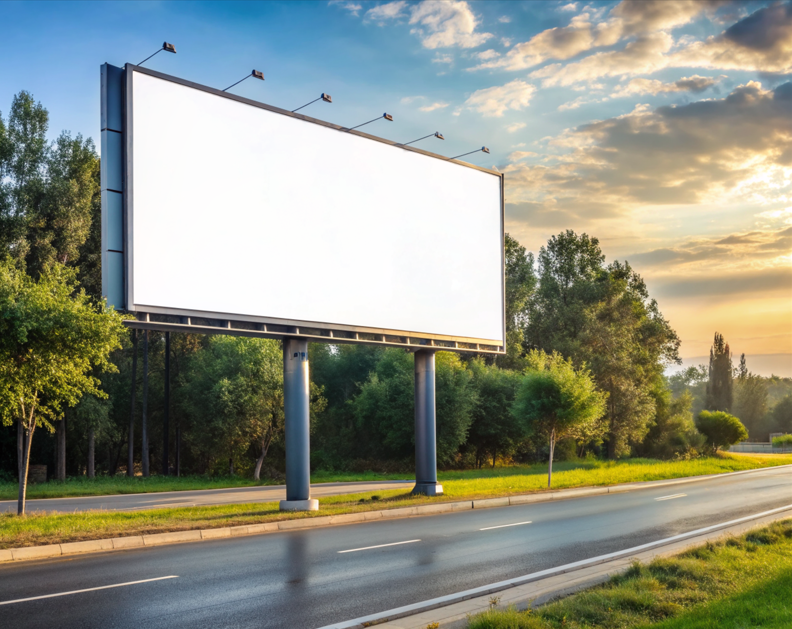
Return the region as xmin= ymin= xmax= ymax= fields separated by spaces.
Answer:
xmin=412 ymin=350 xmax=443 ymax=496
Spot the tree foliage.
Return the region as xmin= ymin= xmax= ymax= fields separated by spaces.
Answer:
xmin=705 ymin=332 xmax=733 ymax=412
xmin=512 ymin=350 xmax=607 ymax=487
xmin=695 ymin=410 xmax=748 ymax=451
xmin=0 ymin=260 xmax=126 ymax=512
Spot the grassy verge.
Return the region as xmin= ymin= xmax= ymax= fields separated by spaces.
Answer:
xmin=0 ymin=469 xmax=411 ymax=501
xmin=3 ymin=452 xmax=790 ymax=501
xmin=1 ymin=453 xmax=790 ymax=549
xmin=468 ymin=518 xmax=792 ymax=629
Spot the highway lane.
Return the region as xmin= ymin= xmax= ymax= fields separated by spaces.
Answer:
xmin=0 ymin=466 xmax=789 ymax=629
xmin=0 ymin=480 xmax=413 ymax=514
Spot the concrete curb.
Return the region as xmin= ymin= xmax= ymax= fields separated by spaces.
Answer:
xmin=1 ymin=464 xmax=789 ymax=564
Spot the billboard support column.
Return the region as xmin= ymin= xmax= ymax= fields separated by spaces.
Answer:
xmin=280 ymin=338 xmax=319 ymax=512
xmin=412 ymin=350 xmax=443 ymax=496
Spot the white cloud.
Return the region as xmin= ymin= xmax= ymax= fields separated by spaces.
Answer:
xmin=506 ymin=122 xmax=527 ymax=133
xmin=365 ymin=1 xmax=408 ymax=22
xmin=432 ymin=53 xmax=454 ymax=63
xmin=509 ymin=150 xmax=537 ymax=161
xmin=419 ymin=101 xmax=450 ymax=112
xmin=410 ymin=0 xmax=494 ymax=49
xmin=501 ymin=37 xmax=513 ymax=47
xmin=329 ymin=0 xmax=364 ymax=16
xmin=400 ymin=95 xmax=424 ymax=104
xmin=559 ymin=2 xmax=578 ymax=12
xmin=473 ymin=49 xmax=500 ymax=61
xmin=498 ymin=16 xmax=512 ymax=23
xmin=611 ymin=75 xmax=720 ymax=98
xmin=464 ymin=79 xmax=536 ymax=117
xmin=530 ymin=32 xmax=673 ymax=87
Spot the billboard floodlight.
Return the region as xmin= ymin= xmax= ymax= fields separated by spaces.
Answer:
xmin=292 ymin=93 xmax=333 ymax=113
xmin=138 ymin=42 xmax=177 ymax=67
xmin=448 ymin=146 xmax=490 ymax=161
xmin=223 ymin=70 xmax=265 ymax=93
xmin=347 ymin=113 xmax=393 ymax=131
xmin=402 ymin=131 xmax=445 ymax=147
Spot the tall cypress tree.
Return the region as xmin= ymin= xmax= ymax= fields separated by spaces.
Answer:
xmin=705 ymin=332 xmax=733 ymax=412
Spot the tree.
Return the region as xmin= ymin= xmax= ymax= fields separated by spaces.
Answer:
xmin=512 ymin=350 xmax=607 ymax=488
xmin=525 ymin=231 xmax=680 ymax=458
xmin=772 ymin=395 xmax=792 ymax=435
xmin=638 ymin=388 xmax=704 ymax=459
xmin=0 ymin=261 xmax=126 ymax=514
xmin=350 ymin=350 xmax=476 ymax=467
xmin=466 ymin=359 xmax=523 ymax=468
xmin=733 ymin=369 xmax=768 ymax=439
xmin=696 ymin=410 xmax=748 ymax=451
xmin=498 ymin=234 xmax=535 ymax=369
xmin=71 ymin=394 xmax=111 ymax=478
xmin=0 ymin=91 xmax=99 ymax=279
xmin=705 ymin=332 xmax=733 ymax=412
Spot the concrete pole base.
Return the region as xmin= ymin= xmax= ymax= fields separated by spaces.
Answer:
xmin=279 ymin=499 xmax=319 ymax=512
xmin=412 ymin=483 xmax=444 ymax=497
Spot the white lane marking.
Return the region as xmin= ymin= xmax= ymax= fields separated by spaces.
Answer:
xmin=318 ymin=502 xmax=792 ymax=629
xmin=655 ymin=494 xmax=687 ymax=501
xmin=338 ymin=539 xmax=421 ymax=554
xmin=480 ymin=521 xmax=532 ymax=531
xmin=0 ymin=576 xmax=179 ymax=606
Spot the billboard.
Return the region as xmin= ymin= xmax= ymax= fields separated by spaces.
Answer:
xmin=102 ymin=64 xmax=505 ymax=352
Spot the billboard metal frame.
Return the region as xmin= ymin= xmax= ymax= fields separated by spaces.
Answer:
xmin=102 ymin=63 xmax=506 ymax=354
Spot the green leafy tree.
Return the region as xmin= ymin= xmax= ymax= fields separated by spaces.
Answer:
xmin=350 ymin=350 xmax=476 ymax=466
xmin=0 ymin=261 xmax=126 ymax=514
xmin=525 ymin=231 xmax=680 ymax=458
xmin=696 ymin=410 xmax=748 ymax=451
xmin=639 ymin=387 xmax=704 ymax=459
xmin=733 ymin=368 xmax=769 ymax=439
xmin=71 ymin=393 xmax=111 ymax=477
xmin=0 ymin=91 xmax=99 ymax=282
xmin=466 ymin=359 xmax=523 ymax=468
xmin=772 ymin=395 xmax=792 ymax=435
xmin=512 ymin=350 xmax=607 ymax=488
xmin=705 ymin=332 xmax=733 ymax=412
xmin=498 ymin=234 xmax=536 ymax=369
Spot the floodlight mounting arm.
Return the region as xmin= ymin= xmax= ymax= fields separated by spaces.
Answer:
xmin=347 ymin=113 xmax=393 ymax=131
xmin=292 ymin=93 xmax=332 ymax=113
xmin=447 ymin=146 xmax=490 ymax=161
xmin=223 ymin=70 xmax=265 ymax=92
xmin=401 ymin=132 xmax=444 ymax=146
xmin=138 ymin=42 xmax=176 ymax=67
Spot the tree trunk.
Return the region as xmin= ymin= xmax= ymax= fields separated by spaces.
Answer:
xmin=16 ymin=420 xmax=24 ymax=481
xmin=18 ymin=422 xmax=35 ymax=516
xmin=253 ymin=438 xmax=271 ymax=481
xmin=128 ymin=329 xmax=138 ymax=477
xmin=547 ymin=429 xmax=556 ymax=489
xmin=56 ymin=417 xmax=66 ymax=481
xmin=229 ymin=457 xmax=234 ymax=476
xmin=162 ymin=332 xmax=170 ymax=475
xmin=88 ymin=429 xmax=95 ymax=478
xmin=492 ymin=448 xmax=497 ymax=470
xmin=176 ymin=424 xmax=181 ymax=477
xmin=141 ymin=330 xmax=150 ymax=477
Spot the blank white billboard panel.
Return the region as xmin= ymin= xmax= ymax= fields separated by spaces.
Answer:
xmin=129 ymin=70 xmax=504 ymax=344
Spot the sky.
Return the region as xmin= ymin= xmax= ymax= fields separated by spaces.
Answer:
xmin=1 ymin=0 xmax=790 ymax=376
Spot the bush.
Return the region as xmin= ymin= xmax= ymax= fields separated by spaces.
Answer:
xmin=772 ymin=434 xmax=792 ymax=448
xmin=695 ymin=410 xmax=748 ymax=451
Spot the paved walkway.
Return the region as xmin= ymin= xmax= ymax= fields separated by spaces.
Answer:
xmin=0 ymin=480 xmax=414 ymax=513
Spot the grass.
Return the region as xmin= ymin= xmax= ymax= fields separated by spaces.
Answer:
xmin=3 ymin=452 xmax=791 ymax=502
xmin=1 ymin=453 xmax=790 ymax=549
xmin=467 ymin=518 xmax=792 ymax=629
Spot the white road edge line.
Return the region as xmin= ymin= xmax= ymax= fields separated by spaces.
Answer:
xmin=0 ymin=576 xmax=179 ymax=606
xmin=480 ymin=521 xmax=532 ymax=531
xmin=656 ymin=494 xmax=687 ymax=501
xmin=317 ymin=503 xmax=792 ymax=629
xmin=338 ymin=539 xmax=421 ymax=554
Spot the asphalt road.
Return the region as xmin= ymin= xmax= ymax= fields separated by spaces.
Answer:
xmin=1 ymin=466 xmax=790 ymax=629
xmin=0 ymin=480 xmax=414 ymax=514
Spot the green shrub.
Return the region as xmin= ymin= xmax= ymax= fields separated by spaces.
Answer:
xmin=772 ymin=434 xmax=792 ymax=448
xmin=695 ymin=411 xmax=748 ymax=451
